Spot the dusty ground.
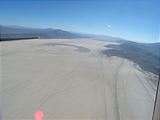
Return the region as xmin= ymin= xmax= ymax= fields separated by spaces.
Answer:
xmin=0 ymin=38 xmax=158 ymax=120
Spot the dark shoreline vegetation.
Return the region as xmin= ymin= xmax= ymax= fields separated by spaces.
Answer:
xmin=102 ymin=41 xmax=160 ymax=75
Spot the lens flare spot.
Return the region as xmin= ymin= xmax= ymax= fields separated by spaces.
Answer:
xmin=34 ymin=110 xmax=44 ymax=120
xmin=107 ymin=25 xmax=111 ymax=28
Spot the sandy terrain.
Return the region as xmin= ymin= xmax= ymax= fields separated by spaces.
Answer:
xmin=0 ymin=38 xmax=158 ymax=120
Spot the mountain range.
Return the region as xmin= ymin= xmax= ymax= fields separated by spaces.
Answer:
xmin=0 ymin=25 xmax=159 ymax=75
xmin=0 ymin=25 xmax=84 ymax=39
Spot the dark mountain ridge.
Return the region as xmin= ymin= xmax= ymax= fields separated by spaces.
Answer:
xmin=0 ymin=25 xmax=84 ymax=39
xmin=0 ymin=25 xmax=159 ymax=75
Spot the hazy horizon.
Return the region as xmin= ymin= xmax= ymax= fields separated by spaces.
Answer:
xmin=0 ymin=0 xmax=160 ymax=43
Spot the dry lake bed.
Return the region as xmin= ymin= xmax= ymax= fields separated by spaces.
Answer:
xmin=0 ymin=38 xmax=158 ymax=120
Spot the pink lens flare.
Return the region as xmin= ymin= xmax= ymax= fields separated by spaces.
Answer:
xmin=34 ymin=110 xmax=44 ymax=120
xmin=107 ymin=25 xmax=111 ymax=28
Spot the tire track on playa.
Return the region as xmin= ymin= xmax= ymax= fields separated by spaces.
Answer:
xmin=37 ymin=56 xmax=82 ymax=110
xmin=1 ymin=42 xmax=72 ymax=94
xmin=131 ymin=65 xmax=154 ymax=102
xmin=43 ymin=58 xmax=102 ymax=117
xmin=114 ymin=58 xmax=125 ymax=120
xmin=98 ymin=53 xmax=108 ymax=120
xmin=38 ymin=85 xmax=78 ymax=109
xmin=119 ymin=60 xmax=134 ymax=119
xmin=0 ymin=43 xmax=65 ymax=94
xmin=98 ymin=51 xmax=124 ymax=120
xmin=133 ymin=64 xmax=157 ymax=91
xmin=38 ymin=70 xmax=77 ymax=108
xmin=0 ymin=43 xmax=37 ymax=93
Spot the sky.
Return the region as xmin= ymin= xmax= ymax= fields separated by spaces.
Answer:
xmin=0 ymin=0 xmax=160 ymax=43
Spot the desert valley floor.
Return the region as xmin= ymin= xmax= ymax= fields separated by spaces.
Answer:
xmin=0 ymin=38 xmax=158 ymax=120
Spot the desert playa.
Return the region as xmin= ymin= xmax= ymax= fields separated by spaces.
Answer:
xmin=0 ymin=38 xmax=158 ymax=120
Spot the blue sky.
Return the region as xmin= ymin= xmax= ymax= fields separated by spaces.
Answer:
xmin=0 ymin=0 xmax=160 ymax=43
